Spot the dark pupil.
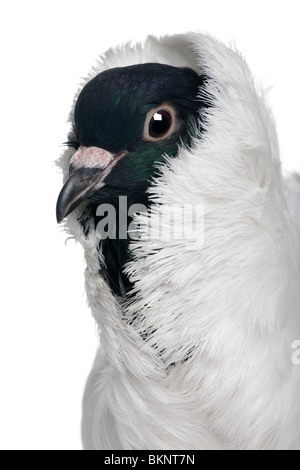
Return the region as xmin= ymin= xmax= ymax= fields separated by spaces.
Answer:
xmin=149 ymin=110 xmax=172 ymax=138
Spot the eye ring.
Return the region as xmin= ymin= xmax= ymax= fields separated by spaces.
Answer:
xmin=143 ymin=103 xmax=178 ymax=142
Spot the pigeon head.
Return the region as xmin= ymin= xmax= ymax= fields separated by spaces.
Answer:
xmin=56 ymin=63 xmax=206 ymax=223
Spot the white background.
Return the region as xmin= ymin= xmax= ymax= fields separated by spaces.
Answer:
xmin=0 ymin=0 xmax=299 ymax=450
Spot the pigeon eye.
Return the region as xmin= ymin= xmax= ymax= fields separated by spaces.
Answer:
xmin=143 ymin=104 xmax=177 ymax=141
xmin=149 ymin=110 xmax=172 ymax=137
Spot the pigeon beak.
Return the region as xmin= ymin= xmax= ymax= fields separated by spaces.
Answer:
xmin=56 ymin=146 xmax=115 ymax=223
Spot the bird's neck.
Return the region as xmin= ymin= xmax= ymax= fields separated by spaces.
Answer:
xmin=79 ymin=183 xmax=151 ymax=297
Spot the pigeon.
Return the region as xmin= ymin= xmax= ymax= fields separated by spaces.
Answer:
xmin=56 ymin=33 xmax=300 ymax=450
xmin=57 ymin=63 xmax=207 ymax=297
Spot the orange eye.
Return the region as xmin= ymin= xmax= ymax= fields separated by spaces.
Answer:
xmin=143 ymin=104 xmax=177 ymax=141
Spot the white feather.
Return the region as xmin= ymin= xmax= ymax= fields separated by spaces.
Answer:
xmin=58 ymin=33 xmax=300 ymax=450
